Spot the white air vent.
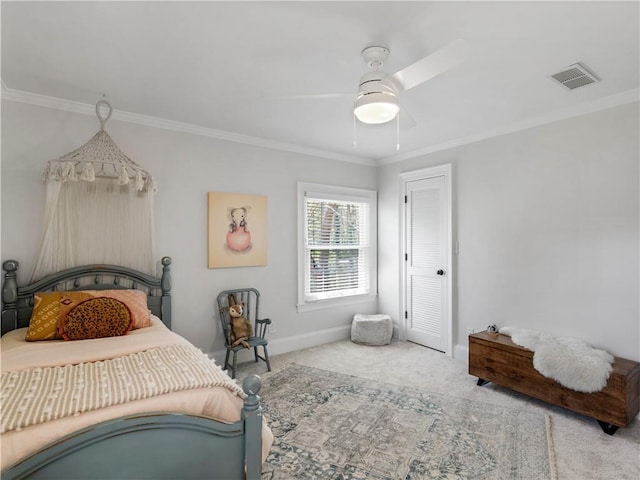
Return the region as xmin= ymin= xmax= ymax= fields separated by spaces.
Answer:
xmin=550 ymin=63 xmax=599 ymax=90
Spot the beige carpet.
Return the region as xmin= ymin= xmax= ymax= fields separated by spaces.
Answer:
xmin=236 ymin=339 xmax=640 ymax=480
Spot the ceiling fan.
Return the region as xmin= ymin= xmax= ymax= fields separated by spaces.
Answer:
xmin=279 ymin=39 xmax=468 ymax=151
xmin=281 ymin=40 xmax=467 ymax=128
xmin=353 ymin=39 xmax=468 ymax=126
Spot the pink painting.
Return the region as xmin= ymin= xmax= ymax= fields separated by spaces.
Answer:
xmin=208 ymin=192 xmax=267 ymax=268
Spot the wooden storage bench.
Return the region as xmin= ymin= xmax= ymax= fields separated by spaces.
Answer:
xmin=468 ymin=331 xmax=640 ymax=435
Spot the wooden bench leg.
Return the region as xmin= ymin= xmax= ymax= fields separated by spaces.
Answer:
xmin=597 ymin=420 xmax=619 ymax=436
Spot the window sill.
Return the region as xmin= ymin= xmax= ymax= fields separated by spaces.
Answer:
xmin=296 ymin=294 xmax=377 ymax=313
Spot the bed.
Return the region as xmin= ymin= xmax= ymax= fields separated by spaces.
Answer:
xmin=1 ymin=257 xmax=272 ymax=480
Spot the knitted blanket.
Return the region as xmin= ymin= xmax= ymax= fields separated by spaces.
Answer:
xmin=1 ymin=344 xmax=244 ymax=433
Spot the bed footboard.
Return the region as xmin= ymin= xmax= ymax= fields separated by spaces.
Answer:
xmin=2 ymin=375 xmax=264 ymax=480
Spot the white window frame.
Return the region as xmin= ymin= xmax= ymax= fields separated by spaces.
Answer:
xmin=297 ymin=182 xmax=377 ymax=312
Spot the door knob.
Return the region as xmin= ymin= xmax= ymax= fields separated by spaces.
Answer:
xmin=437 ymin=269 xmax=445 ymax=276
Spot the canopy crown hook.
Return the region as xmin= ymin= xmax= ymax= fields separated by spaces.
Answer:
xmin=95 ymin=100 xmax=112 ymax=130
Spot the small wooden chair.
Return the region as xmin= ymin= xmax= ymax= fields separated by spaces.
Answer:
xmin=216 ymin=288 xmax=271 ymax=379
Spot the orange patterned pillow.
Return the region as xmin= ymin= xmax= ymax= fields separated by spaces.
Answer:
xmin=25 ymin=292 xmax=68 ymax=341
xmin=59 ymin=297 xmax=133 ymax=341
xmin=80 ymin=290 xmax=151 ymax=329
xmin=25 ymin=289 xmax=151 ymax=341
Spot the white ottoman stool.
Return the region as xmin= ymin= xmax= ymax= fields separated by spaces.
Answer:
xmin=351 ymin=314 xmax=393 ymax=346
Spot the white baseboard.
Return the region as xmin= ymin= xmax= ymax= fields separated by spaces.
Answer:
xmin=207 ymin=325 xmax=352 ymax=366
xmin=454 ymin=343 xmax=468 ymax=367
xmin=210 ymin=338 xmax=640 ymax=423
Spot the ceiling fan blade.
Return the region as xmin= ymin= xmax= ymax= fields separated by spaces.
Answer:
xmin=399 ymin=102 xmax=416 ymax=129
xmin=390 ymin=38 xmax=468 ymax=92
xmin=278 ymin=93 xmax=352 ymax=100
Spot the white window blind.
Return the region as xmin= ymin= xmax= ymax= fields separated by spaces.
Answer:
xmin=298 ymin=184 xmax=377 ymax=307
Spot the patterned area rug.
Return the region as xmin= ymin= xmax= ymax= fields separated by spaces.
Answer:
xmin=260 ymin=364 xmax=553 ymax=480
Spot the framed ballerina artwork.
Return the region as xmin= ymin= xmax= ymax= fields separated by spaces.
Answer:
xmin=207 ymin=192 xmax=268 ymax=268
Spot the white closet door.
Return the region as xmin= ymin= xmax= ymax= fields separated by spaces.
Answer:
xmin=405 ymin=174 xmax=449 ymax=352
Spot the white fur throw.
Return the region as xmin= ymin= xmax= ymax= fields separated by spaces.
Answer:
xmin=499 ymin=327 xmax=614 ymax=393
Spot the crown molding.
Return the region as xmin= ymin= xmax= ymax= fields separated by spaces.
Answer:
xmin=378 ymin=88 xmax=639 ymax=165
xmin=3 ymin=83 xmax=637 ymax=168
xmin=0 ymin=84 xmax=376 ymax=167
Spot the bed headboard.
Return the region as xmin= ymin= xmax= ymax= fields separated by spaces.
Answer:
xmin=1 ymin=257 xmax=172 ymax=336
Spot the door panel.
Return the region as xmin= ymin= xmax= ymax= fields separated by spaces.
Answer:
xmin=410 ymin=188 xmax=441 ymax=270
xmin=409 ymin=275 xmax=442 ymax=336
xmin=405 ymin=174 xmax=448 ymax=352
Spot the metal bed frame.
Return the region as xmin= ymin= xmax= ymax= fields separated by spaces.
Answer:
xmin=1 ymin=257 xmax=264 ymax=479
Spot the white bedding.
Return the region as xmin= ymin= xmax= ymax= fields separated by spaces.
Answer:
xmin=0 ymin=317 xmax=273 ymax=470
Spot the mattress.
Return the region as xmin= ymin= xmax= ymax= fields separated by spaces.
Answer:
xmin=1 ymin=317 xmax=273 ymax=470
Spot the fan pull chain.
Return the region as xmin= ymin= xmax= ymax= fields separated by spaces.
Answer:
xmin=396 ymin=112 xmax=400 ymax=151
xmin=353 ymin=110 xmax=357 ymax=149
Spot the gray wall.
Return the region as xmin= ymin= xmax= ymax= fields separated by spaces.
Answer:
xmin=2 ymin=100 xmax=638 ymax=362
xmin=1 ymin=100 xmax=379 ymax=359
xmin=378 ymin=102 xmax=639 ymax=361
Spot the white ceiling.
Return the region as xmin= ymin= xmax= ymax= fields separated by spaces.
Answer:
xmin=2 ymin=1 xmax=639 ymax=164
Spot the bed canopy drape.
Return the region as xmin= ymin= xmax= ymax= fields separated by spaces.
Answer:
xmin=30 ymin=100 xmax=158 ymax=282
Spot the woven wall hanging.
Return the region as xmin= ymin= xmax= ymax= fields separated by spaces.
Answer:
xmin=42 ymin=100 xmax=157 ymax=193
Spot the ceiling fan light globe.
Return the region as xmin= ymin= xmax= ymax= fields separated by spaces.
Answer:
xmin=354 ymin=92 xmax=399 ymax=124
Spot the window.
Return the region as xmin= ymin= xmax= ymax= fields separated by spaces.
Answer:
xmin=298 ymin=183 xmax=377 ymax=310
